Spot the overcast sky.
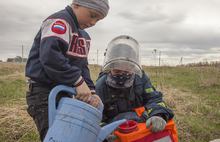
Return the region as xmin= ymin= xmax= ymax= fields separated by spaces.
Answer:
xmin=0 ymin=0 xmax=220 ymax=65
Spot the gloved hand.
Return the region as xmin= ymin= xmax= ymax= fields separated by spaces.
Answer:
xmin=146 ymin=116 xmax=166 ymax=132
xmin=112 ymin=112 xmax=143 ymax=122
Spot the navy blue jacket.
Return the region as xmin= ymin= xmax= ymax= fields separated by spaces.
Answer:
xmin=95 ymin=71 xmax=174 ymax=123
xmin=26 ymin=6 xmax=95 ymax=90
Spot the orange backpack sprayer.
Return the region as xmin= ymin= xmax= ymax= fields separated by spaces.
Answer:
xmin=113 ymin=107 xmax=178 ymax=142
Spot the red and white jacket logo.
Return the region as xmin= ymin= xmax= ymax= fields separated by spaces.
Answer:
xmin=41 ymin=19 xmax=70 ymax=44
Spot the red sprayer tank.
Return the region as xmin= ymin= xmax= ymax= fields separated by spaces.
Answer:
xmin=114 ymin=107 xmax=178 ymax=142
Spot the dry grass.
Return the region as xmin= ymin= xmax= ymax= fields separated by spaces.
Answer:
xmin=0 ymin=63 xmax=39 ymax=142
xmin=149 ymin=66 xmax=220 ymax=142
xmin=0 ymin=100 xmax=39 ymax=142
xmin=161 ymin=86 xmax=201 ymax=141
xmin=0 ymin=63 xmax=24 ymax=76
xmin=0 ymin=63 xmax=220 ymax=142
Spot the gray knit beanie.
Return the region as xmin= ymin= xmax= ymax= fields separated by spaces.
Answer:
xmin=73 ymin=0 xmax=109 ymax=17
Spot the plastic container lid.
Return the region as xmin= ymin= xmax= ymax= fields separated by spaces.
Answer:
xmin=118 ymin=120 xmax=138 ymax=133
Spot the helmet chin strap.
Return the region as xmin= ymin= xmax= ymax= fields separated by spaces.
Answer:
xmin=106 ymin=73 xmax=135 ymax=89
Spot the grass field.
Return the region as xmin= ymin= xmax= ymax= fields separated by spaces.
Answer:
xmin=0 ymin=63 xmax=219 ymax=142
xmin=143 ymin=66 xmax=220 ymax=142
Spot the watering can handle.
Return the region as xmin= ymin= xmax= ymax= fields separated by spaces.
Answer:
xmin=48 ymin=85 xmax=76 ymax=127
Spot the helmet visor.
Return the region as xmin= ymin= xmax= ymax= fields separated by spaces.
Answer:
xmin=102 ymin=35 xmax=142 ymax=77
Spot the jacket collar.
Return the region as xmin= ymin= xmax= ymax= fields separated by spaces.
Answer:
xmin=65 ymin=5 xmax=79 ymax=29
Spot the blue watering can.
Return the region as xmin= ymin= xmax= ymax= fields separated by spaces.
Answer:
xmin=44 ymin=85 xmax=126 ymax=142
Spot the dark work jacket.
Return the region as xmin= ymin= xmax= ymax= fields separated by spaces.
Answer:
xmin=25 ymin=6 xmax=94 ymax=90
xmin=95 ymin=71 xmax=174 ymax=123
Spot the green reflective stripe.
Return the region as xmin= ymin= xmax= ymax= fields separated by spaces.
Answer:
xmin=145 ymin=88 xmax=154 ymax=93
xmin=157 ymin=102 xmax=166 ymax=107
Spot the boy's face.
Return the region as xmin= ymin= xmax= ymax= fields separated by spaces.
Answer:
xmin=73 ymin=5 xmax=104 ymax=29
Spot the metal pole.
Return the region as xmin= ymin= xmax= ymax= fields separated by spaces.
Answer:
xmin=159 ymin=51 xmax=161 ymax=66
xmin=22 ymin=45 xmax=24 ymax=63
xmin=97 ymin=49 xmax=99 ymax=65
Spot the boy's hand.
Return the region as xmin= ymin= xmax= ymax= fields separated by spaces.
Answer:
xmin=75 ymin=82 xmax=102 ymax=108
xmin=88 ymin=94 xmax=102 ymax=108
xmin=146 ymin=116 xmax=166 ymax=132
xmin=75 ymin=81 xmax=92 ymax=102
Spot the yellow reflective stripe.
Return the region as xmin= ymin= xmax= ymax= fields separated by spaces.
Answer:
xmin=157 ymin=102 xmax=166 ymax=107
xmin=99 ymin=122 xmax=107 ymax=127
xmin=147 ymin=108 xmax=152 ymax=114
xmin=145 ymin=88 xmax=154 ymax=93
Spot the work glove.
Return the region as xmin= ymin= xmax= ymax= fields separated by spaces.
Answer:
xmin=146 ymin=116 xmax=166 ymax=132
xmin=112 ymin=112 xmax=143 ymax=122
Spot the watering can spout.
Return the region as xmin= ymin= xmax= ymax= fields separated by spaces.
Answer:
xmin=97 ymin=119 xmax=126 ymax=142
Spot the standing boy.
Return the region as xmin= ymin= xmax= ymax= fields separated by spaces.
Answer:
xmin=25 ymin=0 xmax=109 ymax=141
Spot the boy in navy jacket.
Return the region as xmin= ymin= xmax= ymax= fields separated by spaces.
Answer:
xmin=26 ymin=0 xmax=109 ymax=140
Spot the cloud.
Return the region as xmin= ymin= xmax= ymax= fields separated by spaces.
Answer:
xmin=0 ymin=0 xmax=219 ymax=65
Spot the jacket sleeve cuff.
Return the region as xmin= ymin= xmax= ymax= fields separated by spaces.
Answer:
xmin=90 ymin=90 xmax=96 ymax=95
xmin=150 ymin=112 xmax=169 ymax=122
xmin=74 ymin=76 xmax=84 ymax=87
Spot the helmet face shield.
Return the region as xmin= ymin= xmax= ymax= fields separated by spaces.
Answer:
xmin=102 ymin=35 xmax=142 ymax=77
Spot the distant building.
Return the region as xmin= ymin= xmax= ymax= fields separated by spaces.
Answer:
xmin=7 ymin=56 xmax=27 ymax=63
xmin=7 ymin=58 xmax=15 ymax=62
